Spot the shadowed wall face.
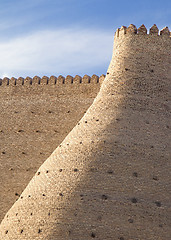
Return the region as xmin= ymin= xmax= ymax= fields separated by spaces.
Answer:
xmin=0 ymin=75 xmax=103 ymax=222
xmin=0 ymin=25 xmax=170 ymax=240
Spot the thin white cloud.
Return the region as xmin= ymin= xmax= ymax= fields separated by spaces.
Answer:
xmin=0 ymin=28 xmax=113 ymax=78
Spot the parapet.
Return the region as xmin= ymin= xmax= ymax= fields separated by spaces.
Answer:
xmin=115 ymin=24 xmax=171 ymax=37
xmin=0 ymin=74 xmax=105 ymax=86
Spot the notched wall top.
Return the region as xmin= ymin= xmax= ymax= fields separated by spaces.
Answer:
xmin=0 ymin=74 xmax=105 ymax=86
xmin=115 ymin=24 xmax=171 ymax=37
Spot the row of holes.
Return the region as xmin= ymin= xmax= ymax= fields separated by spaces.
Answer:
xmin=1 ymin=152 xmax=46 ymax=155
xmin=12 ymin=110 xmax=71 ymax=114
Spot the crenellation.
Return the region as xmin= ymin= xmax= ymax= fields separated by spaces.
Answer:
xmin=91 ymin=74 xmax=99 ymax=83
xmin=2 ymin=77 xmax=10 ymax=85
xmin=99 ymin=74 xmax=106 ymax=85
xmin=65 ymin=75 xmax=73 ymax=84
xmin=115 ymin=24 xmax=171 ymax=40
xmin=127 ymin=24 xmax=137 ymax=34
xmin=119 ymin=26 xmax=127 ymax=37
xmin=57 ymin=75 xmax=65 ymax=84
xmin=24 ymin=76 xmax=32 ymax=85
xmin=49 ymin=75 xmax=57 ymax=85
xmin=137 ymin=24 xmax=147 ymax=34
xmin=41 ymin=76 xmax=49 ymax=85
xmin=149 ymin=24 xmax=159 ymax=35
xmin=10 ymin=77 xmax=17 ymax=85
xmin=33 ymin=75 xmax=41 ymax=85
xmin=0 ymin=75 xmax=103 ymax=87
xmin=17 ymin=77 xmax=24 ymax=85
xmin=73 ymin=75 xmax=82 ymax=83
xmin=160 ymin=26 xmax=170 ymax=36
xmin=82 ymin=74 xmax=91 ymax=83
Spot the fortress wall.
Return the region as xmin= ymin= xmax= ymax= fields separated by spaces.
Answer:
xmin=0 ymin=24 xmax=170 ymax=240
xmin=0 ymin=74 xmax=104 ymax=222
xmin=103 ymin=24 xmax=171 ymax=100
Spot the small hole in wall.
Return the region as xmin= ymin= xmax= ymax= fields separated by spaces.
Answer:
xmin=102 ymin=195 xmax=108 ymax=200
xmin=128 ymin=218 xmax=134 ymax=223
xmin=133 ymin=172 xmax=138 ymax=177
xmin=21 ymin=230 xmax=23 ymax=234
xmin=85 ymin=121 xmax=87 ymax=123
xmin=38 ymin=172 xmax=40 ymax=175
xmin=131 ymin=198 xmax=138 ymax=203
xmin=107 ymin=72 xmax=109 ymax=75
xmin=91 ymin=232 xmax=96 ymax=238
xmin=125 ymin=68 xmax=129 ymax=71
xmin=74 ymin=168 xmax=78 ymax=172
xmin=38 ymin=79 xmax=41 ymax=84
xmin=59 ymin=193 xmax=63 ymax=197
xmin=155 ymin=201 xmax=161 ymax=207
xmin=18 ymin=129 xmax=24 ymax=132
xmin=153 ymin=176 xmax=159 ymax=181
xmin=46 ymin=170 xmax=49 ymax=173
xmin=28 ymin=195 xmax=31 ymax=198
xmin=22 ymin=152 xmax=26 ymax=155
xmin=150 ymin=69 xmax=154 ymax=72
xmin=38 ymin=229 xmax=42 ymax=234
xmin=5 ymin=230 xmax=8 ymax=234
xmin=42 ymin=194 xmax=46 ymax=196
xmin=107 ymin=170 xmax=113 ymax=174
xmin=30 ymin=213 xmax=33 ymax=216
xmin=15 ymin=193 xmax=19 ymax=196
xmin=2 ymin=151 xmax=6 ymax=154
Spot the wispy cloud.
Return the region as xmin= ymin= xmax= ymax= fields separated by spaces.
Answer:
xmin=0 ymin=28 xmax=113 ymax=78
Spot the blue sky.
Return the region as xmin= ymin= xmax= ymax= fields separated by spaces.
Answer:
xmin=0 ymin=0 xmax=170 ymax=78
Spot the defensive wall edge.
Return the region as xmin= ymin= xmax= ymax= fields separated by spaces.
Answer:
xmin=0 ymin=74 xmax=105 ymax=87
xmin=115 ymin=24 xmax=171 ymax=38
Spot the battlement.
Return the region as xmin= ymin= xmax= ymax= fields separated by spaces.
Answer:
xmin=0 ymin=74 xmax=105 ymax=86
xmin=115 ymin=24 xmax=171 ymax=38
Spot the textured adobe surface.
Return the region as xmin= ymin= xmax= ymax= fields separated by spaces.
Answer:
xmin=0 ymin=74 xmax=103 ymax=222
xmin=0 ymin=24 xmax=170 ymax=240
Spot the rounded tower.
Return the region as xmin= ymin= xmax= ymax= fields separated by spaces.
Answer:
xmin=0 ymin=24 xmax=170 ymax=240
